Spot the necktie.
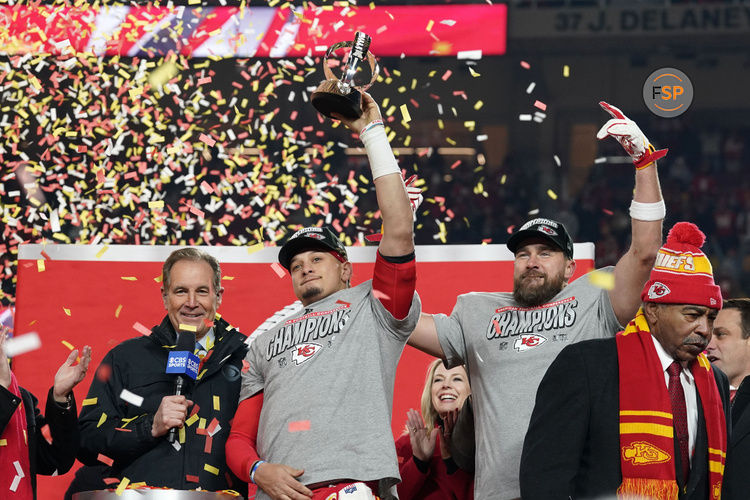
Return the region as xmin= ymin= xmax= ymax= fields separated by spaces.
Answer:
xmin=667 ymin=361 xmax=690 ymax=484
xmin=194 ymin=343 xmax=208 ymax=360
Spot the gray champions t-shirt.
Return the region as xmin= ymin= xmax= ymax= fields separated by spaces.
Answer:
xmin=241 ymin=280 xmax=421 ymax=499
xmin=434 ymin=267 xmax=622 ymax=500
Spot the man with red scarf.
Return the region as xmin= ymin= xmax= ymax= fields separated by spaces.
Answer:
xmin=520 ymin=222 xmax=729 ymax=500
xmin=0 ymin=329 xmax=91 ymax=499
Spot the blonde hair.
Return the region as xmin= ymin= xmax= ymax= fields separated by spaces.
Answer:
xmin=418 ymin=359 xmax=443 ymax=435
xmin=418 ymin=359 xmax=470 ymax=435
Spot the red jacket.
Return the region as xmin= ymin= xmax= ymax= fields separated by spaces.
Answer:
xmin=395 ymin=433 xmax=473 ymax=500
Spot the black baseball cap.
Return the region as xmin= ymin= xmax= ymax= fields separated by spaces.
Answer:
xmin=278 ymin=227 xmax=348 ymax=270
xmin=506 ymin=218 xmax=574 ymax=259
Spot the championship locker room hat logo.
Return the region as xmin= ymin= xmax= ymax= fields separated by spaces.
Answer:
xmin=506 ymin=218 xmax=574 ymax=259
xmin=278 ymin=227 xmax=348 ymax=271
xmin=641 ymin=221 xmax=722 ymax=309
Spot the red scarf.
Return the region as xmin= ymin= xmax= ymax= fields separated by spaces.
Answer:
xmin=616 ymin=309 xmax=726 ymax=500
xmin=0 ymin=372 xmax=33 ymax=499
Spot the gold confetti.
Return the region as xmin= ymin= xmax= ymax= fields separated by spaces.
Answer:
xmin=97 ymin=413 xmax=107 ymax=428
xmin=247 ymin=243 xmax=264 ymax=254
xmin=62 ymin=340 xmax=75 ymax=350
xmin=178 ymin=324 xmax=197 ymax=332
xmin=400 ymin=104 xmax=411 ymax=123
xmin=213 ymin=395 xmax=220 ymax=411
xmin=589 ymin=270 xmax=615 ymax=290
xmin=115 ymin=477 xmax=130 ymax=496
xmin=547 ymin=189 xmax=558 ymax=200
xmin=37 ymin=260 xmax=45 ymax=272
xmin=204 ymin=464 xmax=220 ymax=475
xmin=82 ymin=398 xmax=98 ymax=406
xmin=95 ymin=245 xmax=110 ymax=258
xmin=115 ymin=305 xmax=123 ymax=318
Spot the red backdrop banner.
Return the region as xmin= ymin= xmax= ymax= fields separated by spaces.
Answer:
xmin=0 ymin=4 xmax=507 ymax=58
xmin=14 ymin=242 xmax=593 ymax=497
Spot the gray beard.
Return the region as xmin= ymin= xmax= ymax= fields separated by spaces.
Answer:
xmin=513 ymin=270 xmax=566 ymax=308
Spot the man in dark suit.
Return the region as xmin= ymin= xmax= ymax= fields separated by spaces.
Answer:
xmin=708 ymin=298 xmax=750 ymax=500
xmin=520 ymin=222 xmax=729 ymax=500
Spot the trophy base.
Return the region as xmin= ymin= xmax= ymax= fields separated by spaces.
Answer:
xmin=311 ymin=81 xmax=363 ymax=120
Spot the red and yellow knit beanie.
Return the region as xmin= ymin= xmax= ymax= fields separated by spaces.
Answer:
xmin=640 ymin=221 xmax=722 ymax=309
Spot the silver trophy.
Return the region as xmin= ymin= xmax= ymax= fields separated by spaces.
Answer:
xmin=311 ymin=31 xmax=379 ymax=119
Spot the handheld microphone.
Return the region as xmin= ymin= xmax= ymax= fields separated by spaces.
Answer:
xmin=165 ymin=330 xmax=199 ymax=443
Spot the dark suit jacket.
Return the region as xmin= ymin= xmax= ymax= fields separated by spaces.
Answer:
xmin=722 ymin=375 xmax=750 ymax=500
xmin=520 ymin=337 xmax=730 ymax=500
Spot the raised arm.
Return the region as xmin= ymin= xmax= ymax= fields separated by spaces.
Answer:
xmin=336 ymin=93 xmax=414 ymax=258
xmin=597 ymin=102 xmax=665 ymax=325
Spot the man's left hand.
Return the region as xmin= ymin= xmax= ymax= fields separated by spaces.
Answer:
xmin=53 ymin=345 xmax=92 ymax=403
xmin=332 ymin=92 xmax=382 ymax=134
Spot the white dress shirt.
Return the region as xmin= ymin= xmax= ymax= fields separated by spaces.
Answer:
xmin=651 ymin=334 xmax=698 ymax=464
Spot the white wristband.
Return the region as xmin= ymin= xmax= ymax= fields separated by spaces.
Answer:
xmin=360 ymin=123 xmax=400 ymax=180
xmin=629 ymin=199 xmax=666 ymax=221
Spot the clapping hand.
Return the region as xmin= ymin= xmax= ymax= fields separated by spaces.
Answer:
xmin=406 ymin=408 xmax=438 ymax=462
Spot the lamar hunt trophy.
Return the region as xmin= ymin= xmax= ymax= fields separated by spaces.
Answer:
xmin=311 ymin=31 xmax=379 ymax=119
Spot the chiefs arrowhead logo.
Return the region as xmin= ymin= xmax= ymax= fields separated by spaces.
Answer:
xmin=307 ymin=233 xmax=325 ymax=240
xmin=647 ymin=282 xmax=671 ymax=299
xmin=513 ymin=334 xmax=547 ymax=352
xmin=622 ymin=441 xmax=671 ymax=465
xmin=538 ymin=225 xmax=557 ymax=236
xmin=291 ymin=343 xmax=322 ymax=365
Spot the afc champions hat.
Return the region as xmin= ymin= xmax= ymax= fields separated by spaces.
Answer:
xmin=277 ymin=227 xmax=348 ymax=271
xmin=641 ymin=221 xmax=722 ymax=309
xmin=506 ymin=218 xmax=574 ymax=259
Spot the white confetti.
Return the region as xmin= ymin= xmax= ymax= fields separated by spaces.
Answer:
xmin=519 ymin=114 xmax=532 ymax=121
xmin=457 ymin=49 xmax=482 ymax=60
xmin=526 ymin=82 xmax=536 ymax=94
xmin=594 ymin=157 xmax=607 ymax=164
xmin=3 ymin=332 xmax=42 ymax=357
xmin=120 ymin=389 xmax=144 ymax=407
xmin=554 ymin=155 xmax=561 ymax=167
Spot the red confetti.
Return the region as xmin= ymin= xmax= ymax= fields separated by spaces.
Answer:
xmin=199 ymin=133 xmax=216 ymax=147
xmin=534 ymin=100 xmax=547 ymax=111
xmin=520 ymin=60 xmax=531 ymax=69
xmin=96 ymin=363 xmax=112 ymax=383
xmin=186 ymin=475 xmax=200 ymax=483
xmin=41 ymin=250 xmax=52 ymax=260
xmin=206 ymin=418 xmax=220 ymax=435
xmin=41 ymin=424 xmax=52 ymax=444
xmin=132 ymin=321 xmax=151 ymax=336
xmin=204 ymin=435 xmax=213 ymax=454
xmin=288 ymin=420 xmax=311 ymax=432
xmin=97 ymin=453 xmax=114 ymax=466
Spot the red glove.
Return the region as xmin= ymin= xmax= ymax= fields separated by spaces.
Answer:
xmin=596 ymin=101 xmax=668 ymax=169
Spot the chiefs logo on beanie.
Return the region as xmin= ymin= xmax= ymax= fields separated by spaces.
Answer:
xmin=640 ymin=222 xmax=722 ymax=309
